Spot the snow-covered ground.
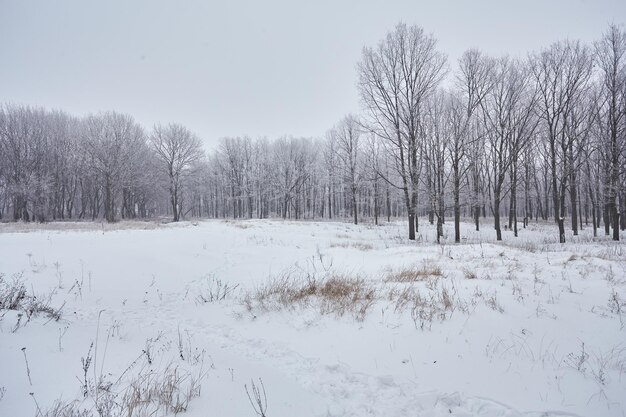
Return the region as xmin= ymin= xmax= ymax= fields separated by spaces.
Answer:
xmin=0 ymin=219 xmax=624 ymax=417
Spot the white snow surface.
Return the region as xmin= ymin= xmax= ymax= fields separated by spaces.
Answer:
xmin=0 ymin=219 xmax=625 ymax=417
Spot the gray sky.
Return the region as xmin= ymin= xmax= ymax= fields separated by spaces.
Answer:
xmin=1 ymin=0 xmax=624 ymax=149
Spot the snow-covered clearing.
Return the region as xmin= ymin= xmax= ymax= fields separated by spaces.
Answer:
xmin=0 ymin=219 xmax=625 ymax=417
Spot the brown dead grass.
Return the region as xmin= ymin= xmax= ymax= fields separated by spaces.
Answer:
xmin=0 ymin=220 xmax=166 ymax=233
xmin=243 ymin=272 xmax=377 ymax=321
xmin=462 ymin=268 xmax=478 ymax=280
xmin=330 ymin=241 xmax=374 ymax=251
xmin=385 ymin=283 xmax=457 ymax=330
xmin=221 ymin=220 xmax=254 ymax=229
xmin=384 ymin=263 xmax=443 ymax=283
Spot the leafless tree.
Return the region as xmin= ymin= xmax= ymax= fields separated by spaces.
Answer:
xmin=331 ymin=115 xmax=362 ymax=225
xmin=3 ymin=22 xmax=624 ymax=235
xmin=449 ymin=49 xmax=494 ymax=242
xmin=364 ymin=133 xmax=384 ymax=225
xmin=83 ymin=112 xmax=146 ymax=222
xmin=423 ymin=90 xmax=451 ymax=243
xmin=321 ymin=133 xmax=337 ymax=220
xmin=531 ymin=40 xmax=593 ymax=243
xmin=358 ymin=23 xmax=447 ymax=240
xmin=595 ymin=24 xmax=626 ymax=241
xmin=482 ymin=57 xmax=537 ymax=241
xmin=270 ymin=137 xmax=314 ymax=219
xmin=0 ymin=105 xmax=46 ymax=221
xmin=150 ymin=123 xmax=204 ymax=221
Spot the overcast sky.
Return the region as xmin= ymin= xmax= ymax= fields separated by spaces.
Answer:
xmin=1 ymin=0 xmax=624 ymax=149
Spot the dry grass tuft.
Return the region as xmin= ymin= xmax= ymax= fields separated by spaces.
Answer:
xmin=195 ymin=277 xmax=239 ymax=303
xmin=243 ymin=272 xmax=377 ymax=321
xmin=386 ymin=283 xmax=457 ymax=330
xmin=221 ymin=220 xmax=254 ymax=229
xmin=384 ymin=263 xmax=443 ymax=283
xmin=462 ymin=268 xmax=478 ymax=280
xmin=330 ymin=241 xmax=374 ymax=251
xmin=0 ymin=220 xmax=167 ymax=234
xmin=42 ymin=364 xmax=204 ymax=417
xmin=118 ymin=364 xmax=203 ymax=416
xmin=0 ymin=273 xmax=63 ymax=330
xmin=42 ymin=337 xmax=207 ymax=417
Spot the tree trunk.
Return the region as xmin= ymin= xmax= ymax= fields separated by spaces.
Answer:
xmin=570 ymin=161 xmax=578 ymax=236
xmin=386 ymin=186 xmax=391 ymax=222
xmin=453 ymin=165 xmax=461 ymax=243
xmin=373 ymin=180 xmax=379 ymax=226
xmin=494 ymin=194 xmax=502 ymax=241
xmin=352 ymin=185 xmax=358 ymax=225
xmin=590 ymin=183 xmax=598 ymax=238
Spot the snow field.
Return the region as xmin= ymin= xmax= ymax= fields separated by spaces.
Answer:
xmin=0 ymin=219 xmax=624 ymax=417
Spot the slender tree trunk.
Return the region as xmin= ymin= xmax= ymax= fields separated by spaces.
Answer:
xmin=509 ymin=161 xmax=518 ymax=235
xmin=105 ymin=174 xmax=115 ymax=223
xmin=472 ymin=165 xmax=481 ymax=231
xmin=453 ymin=163 xmax=461 ymax=243
xmin=351 ymin=185 xmax=358 ymax=225
xmin=494 ymin=191 xmax=502 ymax=241
xmin=570 ymin=151 xmax=578 ymax=235
xmin=550 ymin=142 xmax=565 ymax=243
xmin=386 ymin=186 xmax=391 ymax=222
xmin=427 ymin=162 xmax=434 ymax=225
xmin=374 ymin=180 xmax=379 ymax=226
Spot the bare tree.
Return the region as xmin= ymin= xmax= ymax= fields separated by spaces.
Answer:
xmin=331 ymin=115 xmax=362 ymax=225
xmin=0 ymin=105 xmax=53 ymax=222
xmin=531 ymin=40 xmax=593 ymax=243
xmin=358 ymin=23 xmax=447 ymax=240
xmin=83 ymin=112 xmax=146 ymax=222
xmin=3 ymin=24 xmax=621 ymax=232
xmin=150 ymin=123 xmax=204 ymax=222
xmin=423 ymin=90 xmax=450 ymax=243
xmin=271 ymin=137 xmax=313 ymax=219
xmin=482 ymin=57 xmax=537 ymax=241
xmin=595 ymin=25 xmax=626 ymax=241
xmin=321 ymin=134 xmax=337 ymax=219
xmin=449 ymin=49 xmax=494 ymax=242
xmin=364 ymin=133 xmax=384 ymax=225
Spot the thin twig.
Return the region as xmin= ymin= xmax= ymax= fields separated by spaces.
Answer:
xmin=21 ymin=347 xmax=32 ymax=386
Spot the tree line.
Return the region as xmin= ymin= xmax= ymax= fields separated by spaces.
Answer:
xmin=1 ymin=23 xmax=624 ymax=242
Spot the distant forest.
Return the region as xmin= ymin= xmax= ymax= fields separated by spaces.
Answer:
xmin=1 ymin=23 xmax=625 ymax=243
